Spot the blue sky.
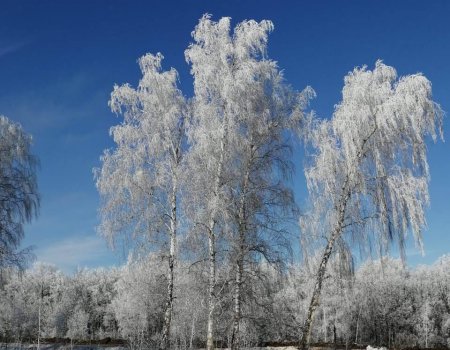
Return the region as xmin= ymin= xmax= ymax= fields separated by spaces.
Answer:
xmin=1 ymin=0 xmax=449 ymax=273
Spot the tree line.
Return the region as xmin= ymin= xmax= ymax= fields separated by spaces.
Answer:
xmin=0 ymin=256 xmax=449 ymax=348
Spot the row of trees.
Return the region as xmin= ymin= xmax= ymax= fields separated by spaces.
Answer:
xmin=1 ymin=256 xmax=449 ymax=348
xmin=95 ymin=14 xmax=443 ymax=350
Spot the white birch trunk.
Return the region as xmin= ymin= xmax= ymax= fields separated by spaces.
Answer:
xmin=230 ymin=252 xmax=243 ymax=350
xmin=300 ymin=181 xmax=351 ymax=349
xmin=189 ymin=311 xmax=196 ymax=350
xmin=301 ymin=125 xmax=376 ymax=349
xmin=230 ymin=166 xmax=250 ymax=350
xmin=161 ymin=178 xmax=177 ymax=350
xmin=355 ymin=306 xmax=360 ymax=344
xmin=206 ymin=226 xmax=216 ymax=350
xmin=37 ymin=299 xmax=41 ymax=350
xmin=37 ymin=284 xmax=42 ymax=350
xmin=206 ymin=115 xmax=228 ymax=350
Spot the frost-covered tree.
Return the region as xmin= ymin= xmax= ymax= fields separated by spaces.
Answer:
xmin=184 ymin=17 xmax=237 ymax=348
xmin=67 ymin=306 xmax=89 ymax=341
xmin=299 ymin=61 xmax=443 ymax=348
xmin=185 ymin=15 xmax=311 ymax=349
xmin=112 ymin=256 xmax=166 ymax=350
xmin=95 ymin=53 xmax=188 ymax=350
xmin=0 ymin=116 xmax=39 ymax=271
xmin=224 ymin=40 xmax=310 ymax=350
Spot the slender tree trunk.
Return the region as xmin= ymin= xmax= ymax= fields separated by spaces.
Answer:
xmin=300 ymin=182 xmax=351 ymax=350
xmin=299 ymin=121 xmax=377 ymax=350
xmin=333 ymin=323 xmax=337 ymax=350
xmin=355 ymin=306 xmax=360 ymax=344
xmin=37 ymin=298 xmax=41 ymax=350
xmin=189 ymin=312 xmax=196 ymax=350
xmin=206 ymin=227 xmax=216 ymax=350
xmin=37 ymin=284 xmax=42 ymax=350
xmin=206 ymin=114 xmax=228 ymax=350
xmin=231 ymin=167 xmax=250 ymax=350
xmin=230 ymin=249 xmax=244 ymax=350
xmin=161 ymin=180 xmax=177 ymax=350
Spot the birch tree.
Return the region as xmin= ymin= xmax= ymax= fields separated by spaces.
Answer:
xmin=185 ymin=15 xmax=312 ymax=349
xmin=0 ymin=115 xmax=39 ymax=271
xmin=226 ymin=46 xmax=311 ymax=350
xmin=95 ymin=52 xmax=188 ymax=350
xmin=184 ymin=17 xmax=236 ymax=349
xmin=299 ymin=61 xmax=443 ymax=348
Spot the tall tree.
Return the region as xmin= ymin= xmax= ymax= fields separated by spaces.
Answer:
xmin=226 ymin=42 xmax=311 ymax=350
xmin=184 ymin=17 xmax=237 ymax=349
xmin=185 ymin=15 xmax=312 ymax=349
xmin=186 ymin=15 xmax=312 ymax=349
xmin=299 ymin=61 xmax=443 ymax=348
xmin=0 ymin=115 xmax=39 ymax=272
xmin=95 ymin=53 xmax=188 ymax=350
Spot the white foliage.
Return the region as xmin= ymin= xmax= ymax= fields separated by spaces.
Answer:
xmin=112 ymin=256 xmax=166 ymax=348
xmin=95 ymin=52 xmax=187 ymax=251
xmin=185 ymin=13 xmax=313 ymax=247
xmin=301 ymin=60 xmax=443 ymax=261
xmin=66 ymin=306 xmax=89 ymax=340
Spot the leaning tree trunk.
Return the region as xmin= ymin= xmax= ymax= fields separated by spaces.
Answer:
xmin=160 ymin=180 xmax=177 ymax=350
xmin=300 ymin=122 xmax=375 ymax=350
xmin=300 ymin=182 xmax=351 ymax=350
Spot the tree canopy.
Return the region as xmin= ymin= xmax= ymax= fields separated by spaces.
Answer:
xmin=0 ymin=115 xmax=39 ymax=270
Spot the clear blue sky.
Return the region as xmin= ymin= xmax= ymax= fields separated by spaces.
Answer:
xmin=1 ymin=0 xmax=449 ymax=273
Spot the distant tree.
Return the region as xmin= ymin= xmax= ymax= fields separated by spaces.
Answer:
xmin=112 ymin=255 xmax=166 ymax=350
xmin=67 ymin=306 xmax=89 ymax=342
xmin=299 ymin=61 xmax=443 ymax=348
xmin=0 ymin=115 xmax=39 ymax=271
xmin=95 ymin=53 xmax=188 ymax=350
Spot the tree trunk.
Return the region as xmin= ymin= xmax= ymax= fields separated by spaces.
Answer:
xmin=333 ymin=323 xmax=337 ymax=350
xmin=230 ymin=167 xmax=250 ymax=350
xmin=206 ymin=227 xmax=216 ymax=350
xmin=37 ymin=297 xmax=41 ymax=350
xmin=206 ymin=113 xmax=228 ymax=350
xmin=160 ymin=181 xmax=177 ymax=350
xmin=230 ymin=250 xmax=243 ymax=350
xmin=189 ymin=311 xmax=196 ymax=350
xmin=37 ymin=283 xmax=43 ymax=350
xmin=300 ymin=182 xmax=351 ymax=350
xmin=355 ymin=306 xmax=360 ymax=344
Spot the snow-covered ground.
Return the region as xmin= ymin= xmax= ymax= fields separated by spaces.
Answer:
xmin=0 ymin=345 xmax=126 ymax=350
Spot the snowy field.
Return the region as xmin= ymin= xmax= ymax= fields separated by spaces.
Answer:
xmin=0 ymin=345 xmax=126 ymax=350
xmin=0 ymin=345 xmax=368 ymax=350
xmin=0 ymin=345 xmax=322 ymax=350
xmin=0 ymin=347 xmax=299 ymax=350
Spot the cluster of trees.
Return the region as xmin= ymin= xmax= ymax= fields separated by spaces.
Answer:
xmin=95 ymin=15 xmax=313 ymax=350
xmin=94 ymin=15 xmax=442 ymax=349
xmin=0 ymin=14 xmax=444 ymax=350
xmin=1 ymin=256 xmax=449 ymax=348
